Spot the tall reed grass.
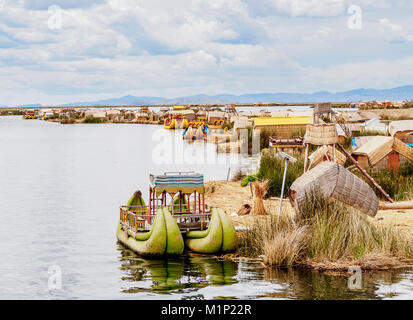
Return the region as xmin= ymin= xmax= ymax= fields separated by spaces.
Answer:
xmin=366 ymin=162 xmax=413 ymax=201
xmin=238 ymin=193 xmax=412 ymax=268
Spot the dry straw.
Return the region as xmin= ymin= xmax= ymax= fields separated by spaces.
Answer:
xmin=251 ymin=180 xmax=269 ymax=215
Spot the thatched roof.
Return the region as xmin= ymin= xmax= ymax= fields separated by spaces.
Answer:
xmin=389 ymin=120 xmax=413 ymax=136
xmin=353 ymin=136 xmax=376 ymax=148
xmin=208 ymin=111 xmax=226 ymax=119
xmin=359 ymin=111 xmax=380 ymax=120
xmin=352 ymin=136 xmax=394 ymax=166
xmin=308 ymin=146 xmax=346 ymax=169
xmin=352 ymin=136 xmax=413 ymax=165
xmin=339 ymin=111 xmax=364 ymax=122
xmin=393 ymin=138 xmax=413 ymax=161
xmin=289 ymin=162 xmax=379 ymax=217
xmin=335 ymin=124 xmax=346 ymax=137
xmin=304 ymin=124 xmax=339 ymax=145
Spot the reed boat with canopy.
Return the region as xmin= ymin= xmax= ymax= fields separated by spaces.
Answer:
xmin=117 ymin=172 xmax=237 ymax=256
xmin=163 ymin=111 xmax=189 ymax=129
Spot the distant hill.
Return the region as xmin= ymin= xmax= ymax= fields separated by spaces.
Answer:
xmin=61 ymin=85 xmax=413 ymax=105
xmin=2 ymin=85 xmax=413 ymax=107
xmin=62 ymin=95 xmax=165 ymax=106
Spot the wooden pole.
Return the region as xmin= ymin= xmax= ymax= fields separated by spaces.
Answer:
xmin=337 ymin=143 xmax=394 ymax=203
xmin=278 ymin=158 xmax=289 ymax=220
xmin=303 ymin=144 xmax=309 ymax=173
xmin=179 ymin=191 xmax=182 ymax=213
xmin=198 ymin=191 xmax=201 ymax=214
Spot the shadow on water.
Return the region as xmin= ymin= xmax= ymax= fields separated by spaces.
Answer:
xmin=117 ymin=242 xmax=413 ymax=299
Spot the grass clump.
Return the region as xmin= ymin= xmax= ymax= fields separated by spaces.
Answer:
xmin=256 ymin=153 xmax=304 ymax=198
xmin=238 ymin=193 xmax=412 ymax=268
xmin=84 ymin=117 xmax=102 ymax=124
xmin=365 ymin=162 xmax=413 ymax=201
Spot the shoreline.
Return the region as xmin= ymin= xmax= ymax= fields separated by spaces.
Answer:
xmin=205 ymin=180 xmax=413 ymax=271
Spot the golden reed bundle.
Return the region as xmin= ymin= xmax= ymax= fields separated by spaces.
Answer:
xmin=251 ymin=180 xmax=269 ymax=215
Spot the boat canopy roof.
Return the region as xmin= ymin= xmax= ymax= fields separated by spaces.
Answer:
xmin=150 ymin=172 xmax=204 ymax=196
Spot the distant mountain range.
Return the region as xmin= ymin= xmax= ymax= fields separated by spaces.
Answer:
xmin=3 ymin=85 xmax=413 ymax=107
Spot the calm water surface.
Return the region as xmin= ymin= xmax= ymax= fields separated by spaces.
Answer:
xmin=0 ymin=116 xmax=412 ymax=299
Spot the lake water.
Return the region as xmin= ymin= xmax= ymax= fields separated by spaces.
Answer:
xmin=1 ymin=116 xmax=412 ymax=300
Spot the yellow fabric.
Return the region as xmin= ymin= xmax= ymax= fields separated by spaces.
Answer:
xmin=155 ymin=186 xmax=204 ymax=197
xmin=254 ymin=116 xmax=312 ymax=126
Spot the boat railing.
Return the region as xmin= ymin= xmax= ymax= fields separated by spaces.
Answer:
xmin=119 ymin=205 xmax=211 ymax=232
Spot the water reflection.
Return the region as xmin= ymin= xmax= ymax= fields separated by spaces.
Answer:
xmin=118 ymin=243 xmax=413 ymax=300
xmin=118 ymin=244 xmax=238 ymax=296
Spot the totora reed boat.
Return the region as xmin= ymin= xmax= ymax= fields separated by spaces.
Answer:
xmin=117 ymin=172 xmax=237 ymax=256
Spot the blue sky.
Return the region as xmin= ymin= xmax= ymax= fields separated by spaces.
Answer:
xmin=0 ymin=0 xmax=413 ymax=106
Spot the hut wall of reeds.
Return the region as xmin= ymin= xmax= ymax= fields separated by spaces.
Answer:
xmin=253 ymin=116 xmax=312 ymax=138
xmin=314 ymin=103 xmax=332 ymax=115
xmin=289 ymin=162 xmax=379 ymax=217
xmin=304 ymin=124 xmax=339 ymax=146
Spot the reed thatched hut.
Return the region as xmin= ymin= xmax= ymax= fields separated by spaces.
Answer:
xmin=289 ymin=162 xmax=379 ymax=217
xmin=337 ymin=111 xmax=364 ymax=124
xmin=352 ymin=136 xmax=413 ymax=172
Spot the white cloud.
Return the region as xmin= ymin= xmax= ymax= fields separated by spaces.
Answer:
xmin=266 ymin=0 xmax=346 ymax=17
xmin=303 ymin=56 xmax=413 ymax=91
xmin=379 ymin=18 xmax=413 ymax=42
xmin=0 ymin=0 xmax=412 ymax=106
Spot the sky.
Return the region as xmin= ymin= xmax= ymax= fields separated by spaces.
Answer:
xmin=1 ymin=0 xmax=413 ymax=106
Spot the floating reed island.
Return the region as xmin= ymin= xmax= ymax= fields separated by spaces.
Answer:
xmin=204 ymin=112 xmax=413 ymax=271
